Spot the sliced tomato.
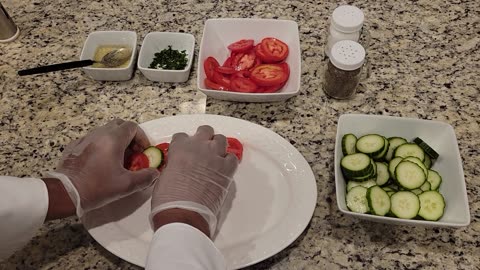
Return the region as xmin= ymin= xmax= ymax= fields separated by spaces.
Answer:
xmin=155 ymin=143 xmax=170 ymax=170
xmin=250 ymin=64 xmax=289 ymax=86
xmin=227 ymin=39 xmax=254 ymax=53
xmin=231 ymin=70 xmax=251 ymax=79
xmin=232 ymin=50 xmax=256 ymax=71
xmin=278 ymin=62 xmax=290 ymax=76
xmin=226 ymin=137 xmax=243 ymax=161
xmin=260 ymin=37 xmax=289 ymax=62
xmin=204 ymin=57 xmax=220 ymax=79
xmin=212 ymin=71 xmax=231 ymax=88
xmin=230 ymin=77 xmax=258 ymax=93
xmin=216 ymin=66 xmax=236 ymax=75
xmin=249 ymin=57 xmax=262 ymax=71
xmin=204 ymin=78 xmax=227 ymax=91
xmin=127 ymin=152 xmax=149 ymax=171
xmin=260 ymin=82 xmax=286 ymax=93
xmin=222 ymin=56 xmax=233 ymax=67
xmin=254 ymin=44 xmax=273 ymax=63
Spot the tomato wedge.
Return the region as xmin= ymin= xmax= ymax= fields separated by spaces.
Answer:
xmin=204 ymin=78 xmax=227 ymax=90
xmin=204 ymin=57 xmax=220 ymax=79
xmin=155 ymin=143 xmax=170 ymax=170
xmin=230 ymin=77 xmax=258 ymax=93
xmin=254 ymin=44 xmax=273 ymax=63
xmin=232 ymin=51 xmax=256 ymax=71
xmin=260 ymin=38 xmax=289 ymax=62
xmin=226 ymin=137 xmax=243 ymax=161
xmin=216 ymin=66 xmax=236 ymax=75
xmin=227 ymin=39 xmax=254 ymax=53
xmin=250 ymin=64 xmax=289 ymax=86
xmin=127 ymin=152 xmax=149 ymax=171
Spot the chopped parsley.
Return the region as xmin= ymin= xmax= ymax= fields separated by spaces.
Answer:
xmin=149 ymin=46 xmax=188 ymax=70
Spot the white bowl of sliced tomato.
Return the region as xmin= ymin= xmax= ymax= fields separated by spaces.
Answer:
xmin=197 ymin=19 xmax=301 ymax=102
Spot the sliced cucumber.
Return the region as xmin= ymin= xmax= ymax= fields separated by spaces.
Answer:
xmin=394 ymin=143 xmax=425 ymax=162
xmin=418 ymin=191 xmax=445 ymax=221
xmin=413 ymin=137 xmax=439 ymax=159
xmin=388 ymin=157 xmax=404 ymax=180
xmin=420 ymin=181 xmax=431 ymax=192
xmin=427 ymin=169 xmax=442 ymax=190
xmin=373 ymin=137 xmax=389 ymax=161
xmin=143 ymin=146 xmax=164 ymax=168
xmin=382 ymin=187 xmax=395 ymax=192
xmin=347 ymin=179 xmax=377 ymax=191
xmin=403 ymin=156 xmax=428 ymax=179
xmin=375 ymin=162 xmax=390 ymax=186
xmin=341 ymin=153 xmax=372 ymax=178
xmin=367 ymin=186 xmax=391 ymax=216
xmin=387 ymin=191 xmax=396 ymax=197
xmin=411 ymin=189 xmax=423 ymax=195
xmin=342 ymin=134 xmax=357 ymax=156
xmin=395 ymin=161 xmax=426 ymax=190
xmin=346 ymin=186 xmax=369 ymax=214
xmin=424 ymin=154 xmax=432 ymax=169
xmin=356 ymin=134 xmax=385 ymax=157
xmin=390 ymin=191 xmax=420 ymax=219
xmin=385 ymin=137 xmax=407 ymax=161
xmin=386 ymin=183 xmax=399 ymax=191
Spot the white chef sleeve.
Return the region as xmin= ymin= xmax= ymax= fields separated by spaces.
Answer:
xmin=0 ymin=176 xmax=48 ymax=260
xmin=146 ymin=223 xmax=226 ymax=270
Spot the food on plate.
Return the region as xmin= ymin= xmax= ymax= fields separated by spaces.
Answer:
xmin=149 ymin=45 xmax=188 ymax=70
xmin=341 ymin=133 xmax=445 ymax=220
xmin=92 ymin=45 xmax=131 ymax=68
xmin=203 ymin=37 xmax=290 ymax=93
xmin=127 ymin=137 xmax=243 ymax=171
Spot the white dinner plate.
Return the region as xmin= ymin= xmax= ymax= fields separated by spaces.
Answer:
xmin=84 ymin=114 xmax=317 ymax=269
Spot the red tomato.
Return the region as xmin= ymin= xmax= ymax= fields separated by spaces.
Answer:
xmin=231 ymin=70 xmax=251 ymax=79
xmin=249 ymin=57 xmax=262 ymax=71
xmin=278 ymin=62 xmax=290 ymax=76
xmin=250 ymin=64 xmax=289 ymax=86
xmin=216 ymin=66 xmax=236 ymax=75
xmin=223 ymin=56 xmax=233 ymax=67
xmin=227 ymin=137 xmax=243 ymax=161
xmin=204 ymin=57 xmax=220 ymax=79
xmin=205 ymin=78 xmax=227 ymax=91
xmin=260 ymin=82 xmax=286 ymax=93
xmin=232 ymin=51 xmax=256 ymax=71
xmin=155 ymin=143 xmax=170 ymax=170
xmin=260 ymin=37 xmax=289 ymax=62
xmin=254 ymin=44 xmax=274 ymax=63
xmin=127 ymin=152 xmax=149 ymax=171
xmin=227 ymin=39 xmax=254 ymax=53
xmin=230 ymin=77 xmax=258 ymax=93
xmin=212 ymin=71 xmax=231 ymax=88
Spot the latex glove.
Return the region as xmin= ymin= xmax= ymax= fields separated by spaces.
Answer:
xmin=150 ymin=126 xmax=239 ymax=236
xmin=48 ymin=119 xmax=159 ymax=217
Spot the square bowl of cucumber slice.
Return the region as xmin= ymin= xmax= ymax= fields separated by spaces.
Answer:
xmin=334 ymin=114 xmax=470 ymax=227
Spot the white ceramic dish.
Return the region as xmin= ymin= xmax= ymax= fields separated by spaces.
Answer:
xmin=84 ymin=114 xmax=317 ymax=269
xmin=335 ymin=114 xmax=470 ymax=227
xmin=138 ymin=32 xmax=195 ymax=82
xmin=80 ymin=31 xmax=137 ymax=81
xmin=197 ymin=18 xmax=301 ymax=102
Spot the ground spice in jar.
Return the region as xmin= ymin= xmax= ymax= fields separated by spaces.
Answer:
xmin=322 ymin=40 xmax=366 ymax=100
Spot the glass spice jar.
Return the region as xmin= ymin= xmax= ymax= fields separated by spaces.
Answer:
xmin=322 ymin=40 xmax=366 ymax=99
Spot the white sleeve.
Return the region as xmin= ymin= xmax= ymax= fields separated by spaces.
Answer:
xmin=0 ymin=176 xmax=48 ymax=260
xmin=146 ymin=223 xmax=226 ymax=270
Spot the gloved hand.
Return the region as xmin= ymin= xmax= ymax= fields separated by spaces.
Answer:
xmin=150 ymin=125 xmax=239 ymax=236
xmin=48 ymin=119 xmax=160 ymax=217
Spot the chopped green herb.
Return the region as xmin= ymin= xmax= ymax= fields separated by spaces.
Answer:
xmin=149 ymin=46 xmax=188 ymax=70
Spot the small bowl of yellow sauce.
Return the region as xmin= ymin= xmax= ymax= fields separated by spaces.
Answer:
xmin=80 ymin=31 xmax=137 ymax=81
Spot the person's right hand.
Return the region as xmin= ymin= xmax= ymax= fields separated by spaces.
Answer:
xmin=150 ymin=126 xmax=239 ymax=237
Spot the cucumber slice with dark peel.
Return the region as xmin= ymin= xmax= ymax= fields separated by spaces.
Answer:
xmin=342 ymin=133 xmax=357 ymax=156
xmin=347 ymin=179 xmax=377 ymax=191
xmin=143 ymin=146 xmax=164 ymax=168
xmin=424 ymin=154 xmax=432 ymax=169
xmin=367 ymin=186 xmax=391 ymax=216
xmin=418 ymin=191 xmax=445 ymax=221
xmin=395 ymin=161 xmax=426 ymax=190
xmin=427 ymin=169 xmax=442 ymax=190
xmin=356 ymin=134 xmax=385 ymax=157
xmin=388 ymin=157 xmax=403 ymax=180
xmin=420 ymin=181 xmax=431 ymax=191
xmin=346 ymin=186 xmax=369 ymax=213
xmin=411 ymin=189 xmax=423 ymax=195
xmin=341 ymin=153 xmax=372 ymax=178
xmin=375 ymin=162 xmax=389 ymax=186
xmin=403 ymin=156 xmax=428 ymax=179
xmin=390 ymin=191 xmax=420 ymax=219
xmin=386 ymin=137 xmax=407 ymax=161
xmin=394 ymin=143 xmax=425 ymax=162
xmin=373 ymin=137 xmax=389 ymax=161
xmin=413 ymin=137 xmax=439 ymax=159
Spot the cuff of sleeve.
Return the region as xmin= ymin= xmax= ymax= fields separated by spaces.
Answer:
xmin=146 ymin=223 xmax=226 ymax=270
xmin=46 ymin=172 xmax=84 ymax=217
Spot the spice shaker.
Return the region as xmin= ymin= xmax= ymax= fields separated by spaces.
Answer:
xmin=322 ymin=40 xmax=366 ymax=99
xmin=325 ymin=5 xmax=368 ymax=57
xmin=0 ymin=2 xmax=19 ymax=43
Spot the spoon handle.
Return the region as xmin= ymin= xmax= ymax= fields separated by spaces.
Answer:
xmin=18 ymin=60 xmax=95 ymax=76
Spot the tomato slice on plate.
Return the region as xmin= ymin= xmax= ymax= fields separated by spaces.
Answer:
xmin=222 ymin=56 xmax=233 ymax=67
xmin=227 ymin=39 xmax=254 ymax=53
xmin=204 ymin=57 xmax=220 ymax=79
xmin=231 ymin=70 xmax=251 ymax=79
xmin=260 ymin=38 xmax=289 ymax=62
xmin=127 ymin=152 xmax=149 ymax=171
xmin=155 ymin=143 xmax=169 ymax=170
xmin=212 ymin=71 xmax=231 ymax=88
xmin=216 ymin=66 xmax=236 ymax=75
xmin=204 ymin=78 xmax=227 ymax=91
xmin=250 ymin=64 xmax=289 ymax=86
xmin=227 ymin=137 xmax=243 ymax=161
xmin=255 ymin=44 xmax=274 ymax=63
xmin=232 ymin=50 xmax=256 ymax=71
xmin=230 ymin=77 xmax=258 ymax=93
xmin=259 ymin=82 xmax=286 ymax=93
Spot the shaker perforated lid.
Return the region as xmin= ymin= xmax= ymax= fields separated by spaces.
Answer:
xmin=331 ymin=5 xmax=364 ymax=33
xmin=330 ymin=40 xmax=365 ymax=71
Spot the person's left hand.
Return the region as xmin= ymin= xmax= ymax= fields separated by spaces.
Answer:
xmin=48 ymin=119 xmax=159 ymax=217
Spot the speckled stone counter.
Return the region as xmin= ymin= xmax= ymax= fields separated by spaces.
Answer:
xmin=0 ymin=0 xmax=479 ymax=269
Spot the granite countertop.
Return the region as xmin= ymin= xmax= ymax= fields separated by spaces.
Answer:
xmin=0 ymin=0 xmax=479 ymax=269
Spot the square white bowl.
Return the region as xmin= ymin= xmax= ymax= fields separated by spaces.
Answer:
xmin=138 ymin=32 xmax=195 ymax=82
xmin=335 ymin=114 xmax=470 ymax=227
xmin=197 ymin=18 xmax=301 ymax=103
xmin=80 ymin=31 xmax=137 ymax=81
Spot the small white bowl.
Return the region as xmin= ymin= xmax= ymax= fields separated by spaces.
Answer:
xmin=335 ymin=114 xmax=470 ymax=227
xmin=138 ymin=32 xmax=195 ymax=82
xmin=80 ymin=31 xmax=137 ymax=81
xmin=197 ymin=18 xmax=301 ymax=103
